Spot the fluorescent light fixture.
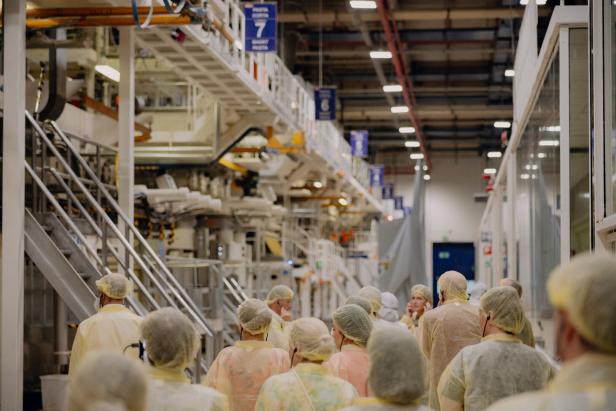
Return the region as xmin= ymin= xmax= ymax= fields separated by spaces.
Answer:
xmin=424 ymin=174 xmax=431 ymax=181
xmin=540 ymin=125 xmax=560 ymax=132
xmin=399 ymin=126 xmax=416 ymax=134
xmin=539 ymin=140 xmax=560 ymax=147
xmin=521 ymin=0 xmax=547 ymax=4
xmin=95 ymin=65 xmax=120 ymax=82
xmin=350 ymin=0 xmax=377 ymax=9
xmin=487 ymin=151 xmax=502 ymax=158
xmin=494 ymin=121 xmax=511 ymax=128
xmin=370 ymin=50 xmax=392 ymax=59
xmin=383 ymin=84 xmax=403 ymax=93
xmin=391 ymin=105 xmax=409 ymax=114
xmin=338 ymin=198 xmax=349 ymax=206
xmin=423 ymin=165 xmax=428 ymax=171
xmin=484 ymin=168 xmax=497 ymax=175
xmin=537 ymin=152 xmax=547 ymax=159
xmin=404 ymin=140 xmax=420 ymax=148
xmin=313 ymin=181 xmax=323 ymax=188
xmin=410 ymin=153 xmax=424 ymax=160
xmin=505 ymin=69 xmax=515 ymax=77
xmin=520 ymin=173 xmax=530 ymax=180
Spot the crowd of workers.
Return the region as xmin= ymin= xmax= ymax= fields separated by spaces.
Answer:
xmin=65 ymin=252 xmax=616 ymax=411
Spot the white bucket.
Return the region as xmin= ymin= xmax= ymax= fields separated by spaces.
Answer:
xmin=40 ymin=374 xmax=69 ymax=411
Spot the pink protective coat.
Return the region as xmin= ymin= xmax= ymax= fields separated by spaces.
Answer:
xmin=324 ymin=344 xmax=372 ymax=397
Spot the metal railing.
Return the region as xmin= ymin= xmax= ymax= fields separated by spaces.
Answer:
xmin=25 ymin=111 xmax=214 ymax=337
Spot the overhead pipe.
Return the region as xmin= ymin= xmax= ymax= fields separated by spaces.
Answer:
xmin=375 ymin=0 xmax=431 ymax=170
xmin=26 ymin=7 xmax=169 ymax=18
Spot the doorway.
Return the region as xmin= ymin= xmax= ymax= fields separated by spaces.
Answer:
xmin=432 ymin=242 xmax=475 ymax=304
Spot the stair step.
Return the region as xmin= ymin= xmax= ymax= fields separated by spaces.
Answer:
xmin=59 ymin=249 xmax=73 ymax=256
xmin=41 ymin=225 xmax=54 ymax=234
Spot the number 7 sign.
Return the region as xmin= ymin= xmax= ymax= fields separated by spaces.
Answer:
xmin=244 ymin=3 xmax=277 ymax=53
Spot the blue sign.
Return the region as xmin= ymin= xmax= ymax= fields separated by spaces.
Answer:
xmin=369 ymin=165 xmax=385 ymax=187
xmin=315 ymin=87 xmax=336 ymax=121
xmin=403 ymin=207 xmax=412 ymax=216
xmin=394 ymin=196 xmax=404 ymax=210
xmin=350 ymin=130 xmax=369 ymax=158
xmin=245 ymin=3 xmax=277 ymax=52
xmin=382 ymin=183 xmax=394 ymax=200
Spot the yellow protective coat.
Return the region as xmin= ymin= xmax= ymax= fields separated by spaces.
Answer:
xmin=421 ymin=299 xmax=480 ymax=410
xmin=68 ymin=304 xmax=142 ymax=378
xmin=267 ymin=310 xmax=291 ymax=351
xmin=486 ymin=353 xmax=616 ymax=411
xmin=340 ymin=397 xmax=434 ymax=411
xmin=255 ymin=363 xmax=358 ymax=411
xmin=203 ymin=340 xmax=290 ymax=411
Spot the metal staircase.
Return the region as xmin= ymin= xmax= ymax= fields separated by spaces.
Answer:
xmin=22 ymin=111 xmax=250 ymax=368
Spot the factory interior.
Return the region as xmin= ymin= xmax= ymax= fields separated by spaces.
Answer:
xmin=1 ymin=0 xmax=616 ymax=410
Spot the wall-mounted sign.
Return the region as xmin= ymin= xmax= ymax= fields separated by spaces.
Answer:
xmin=369 ymin=165 xmax=385 ymax=187
xmin=315 ymin=87 xmax=336 ymax=121
xmin=350 ymin=130 xmax=369 ymax=158
xmin=394 ymin=196 xmax=404 ymax=210
xmin=382 ymin=183 xmax=394 ymax=200
xmin=245 ymin=3 xmax=277 ymax=52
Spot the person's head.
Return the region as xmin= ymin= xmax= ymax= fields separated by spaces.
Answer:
xmin=377 ymin=292 xmax=400 ymax=322
xmin=237 ymin=298 xmax=272 ymax=339
xmin=332 ymin=304 xmax=373 ymax=349
xmin=95 ymin=273 xmax=133 ymax=307
xmin=368 ymin=324 xmax=426 ymax=405
xmin=358 ymin=286 xmax=382 ymax=316
xmin=288 ymin=317 xmax=336 ymax=366
xmin=437 ymin=271 xmax=468 ymax=304
xmin=500 ymin=278 xmax=523 ymax=298
xmin=479 ymin=286 xmax=525 ymax=337
xmin=141 ymin=307 xmax=199 ymax=371
xmin=344 ymin=295 xmax=373 ymax=316
xmin=547 ymin=253 xmax=616 ymax=362
xmin=67 ymin=352 xmax=148 ymax=411
xmin=469 ymin=282 xmax=488 ymax=306
xmin=409 ymin=284 xmax=432 ymax=317
xmin=265 ymin=285 xmax=294 ymax=315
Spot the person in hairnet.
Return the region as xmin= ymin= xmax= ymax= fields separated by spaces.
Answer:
xmin=141 ymin=308 xmax=229 ymax=411
xmin=204 ymin=299 xmax=290 ymax=411
xmin=468 ymin=282 xmax=487 ymax=306
xmin=68 ymin=273 xmax=142 ymax=379
xmin=401 ymin=284 xmax=433 ymax=341
xmin=266 ymin=284 xmax=295 ymax=351
xmin=325 ymin=304 xmax=373 ymax=396
xmin=68 ymin=351 xmax=148 ymax=411
xmin=499 ymin=277 xmax=535 ymax=347
xmin=487 ymin=253 xmax=616 ymax=411
xmin=339 ymin=324 xmax=432 ymax=411
xmin=375 ymin=292 xmax=408 ymax=331
xmin=421 ymin=271 xmax=480 ymax=410
xmin=358 ymin=286 xmax=382 ymax=318
xmin=438 ymin=286 xmax=552 ymax=411
xmin=345 ymin=295 xmax=373 ymax=316
xmin=255 ymin=317 xmax=358 ymax=411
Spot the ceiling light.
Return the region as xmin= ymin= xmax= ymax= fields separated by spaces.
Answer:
xmin=404 ymin=140 xmax=420 ymax=148
xmin=410 ymin=153 xmax=424 ymax=160
xmin=391 ymin=106 xmax=409 ymax=114
xmin=95 ymin=65 xmax=120 ymax=82
xmin=313 ymin=181 xmax=323 ymax=188
xmin=424 ymin=174 xmax=431 ymax=181
xmin=338 ymin=198 xmax=349 ymax=206
xmin=521 ymin=0 xmax=547 ymax=4
xmin=505 ymin=69 xmax=515 ymax=77
xmin=520 ymin=173 xmax=530 ymax=180
xmin=484 ymin=168 xmax=497 ymax=175
xmin=350 ymin=0 xmax=377 ymax=9
xmin=399 ymin=126 xmax=416 ymax=134
xmin=494 ymin=121 xmax=511 ymax=128
xmin=540 ymin=125 xmax=560 ymax=132
xmin=487 ymin=151 xmax=502 ymax=158
xmin=537 ymin=152 xmax=547 ymax=159
xmin=539 ymin=140 xmax=560 ymax=147
xmin=370 ymin=50 xmax=392 ymax=59
xmin=383 ymin=84 xmax=403 ymax=93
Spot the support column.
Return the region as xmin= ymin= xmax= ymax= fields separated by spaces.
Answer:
xmin=1 ymin=1 xmax=26 ymax=409
xmin=118 ymin=27 xmax=135 ymax=265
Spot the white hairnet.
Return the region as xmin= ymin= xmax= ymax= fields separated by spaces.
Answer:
xmin=289 ymin=317 xmax=336 ymax=362
xmin=368 ymin=323 xmax=426 ymax=404
xmin=438 ymin=271 xmax=468 ymax=301
xmin=67 ymin=352 xmax=147 ymax=411
xmin=411 ymin=284 xmax=433 ymax=305
xmin=548 ymin=252 xmax=616 ymax=353
xmin=265 ymin=285 xmax=294 ymax=305
xmin=344 ymin=295 xmax=372 ymax=315
xmin=95 ymin=273 xmax=133 ymax=299
xmin=358 ymin=286 xmax=382 ymax=314
xmin=500 ymin=278 xmax=523 ymax=298
xmin=332 ymin=304 xmax=373 ymax=346
xmin=141 ymin=307 xmax=199 ymax=370
xmin=470 ymin=282 xmax=488 ymax=302
xmin=238 ymin=298 xmax=272 ymax=335
xmin=377 ymin=292 xmax=400 ymax=322
xmin=480 ymin=286 xmax=525 ymax=335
